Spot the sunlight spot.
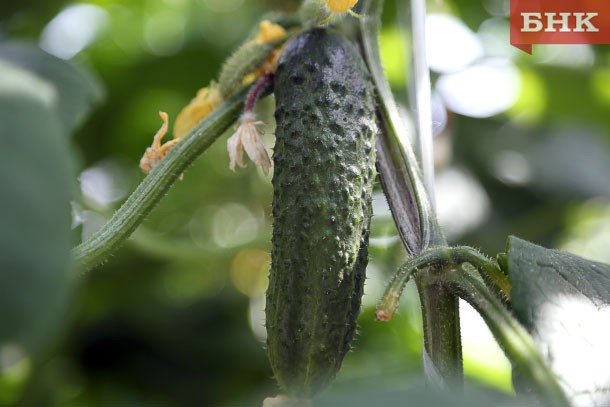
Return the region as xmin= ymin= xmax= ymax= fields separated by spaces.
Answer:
xmin=0 ymin=61 xmax=57 ymax=108
xmin=211 ymin=203 xmax=259 ymax=248
xmin=431 ymin=91 xmax=448 ymax=136
xmin=537 ymin=44 xmax=595 ymax=68
xmin=437 ymin=59 xmax=521 ymax=118
xmin=80 ymin=211 xmax=107 ymax=241
xmin=426 ymin=14 xmax=483 ymax=74
xmin=40 ymin=4 xmax=109 ymax=60
xmin=435 ymin=167 xmax=490 ymax=240
xmin=491 ymin=150 xmax=532 ymax=186
xmin=536 ymin=294 xmax=610 ymax=406
xmin=460 ymin=300 xmax=513 ymax=392
xmin=361 ymin=262 xmax=385 ymax=308
xmin=0 ymin=344 xmax=28 ymax=373
xmin=370 ymin=192 xmax=401 ymax=249
xmin=70 ymin=201 xmax=86 ymax=229
xmin=560 ymin=200 xmax=610 ymax=263
xmin=372 ymin=191 xmax=391 ymax=218
xmin=79 ymin=161 xmax=128 ymax=209
xmin=483 ymin=0 xmax=510 ymax=17
xmin=478 ymin=18 xmax=516 ymax=59
xmin=229 ymin=249 xmax=269 ymax=297
xmin=249 ymin=295 xmax=267 ymax=341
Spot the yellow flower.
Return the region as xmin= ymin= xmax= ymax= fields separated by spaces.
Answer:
xmin=139 ymin=111 xmax=177 ymax=173
xmin=139 ymin=21 xmax=284 ymax=175
xmin=320 ymin=0 xmax=361 ymax=24
xmin=173 ymin=84 xmax=223 ymax=139
xmin=242 ymin=20 xmax=287 ymax=85
xmin=250 ymin=20 xmax=286 ymax=45
xmin=139 ymin=84 xmax=223 ymax=174
xmin=325 ymin=0 xmax=359 ymax=13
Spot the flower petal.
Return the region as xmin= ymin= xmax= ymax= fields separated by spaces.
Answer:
xmin=227 ymin=131 xmax=245 ymax=172
xmin=227 ymin=112 xmax=272 ymax=175
xmin=242 ymin=123 xmax=271 ymax=176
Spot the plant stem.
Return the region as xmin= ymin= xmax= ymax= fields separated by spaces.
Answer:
xmin=377 ymin=246 xmax=508 ymax=317
xmin=358 ymin=0 xmax=462 ymax=388
xmin=415 ymin=272 xmax=462 ymax=388
xmin=72 ymin=87 xmax=249 ymax=273
xmin=444 ymin=267 xmax=570 ymax=407
xmin=358 ymin=0 xmax=432 ymax=255
xmin=376 ymin=245 xmax=567 ymax=404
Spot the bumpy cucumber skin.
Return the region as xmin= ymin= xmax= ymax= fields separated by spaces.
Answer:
xmin=266 ymin=28 xmax=377 ymax=397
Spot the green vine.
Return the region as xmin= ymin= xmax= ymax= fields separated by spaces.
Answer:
xmin=72 ymin=87 xmax=249 ymax=273
xmin=445 ymin=267 xmax=569 ymax=407
xmin=376 ymin=246 xmax=568 ymax=406
xmin=358 ymin=0 xmax=463 ymax=387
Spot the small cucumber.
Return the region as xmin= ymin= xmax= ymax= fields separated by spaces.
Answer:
xmin=266 ymin=28 xmax=377 ymax=396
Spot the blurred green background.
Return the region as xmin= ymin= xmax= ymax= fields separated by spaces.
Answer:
xmin=1 ymin=0 xmax=610 ymax=405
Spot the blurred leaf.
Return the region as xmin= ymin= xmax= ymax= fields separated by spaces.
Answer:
xmin=0 ymin=61 xmax=74 ymax=360
xmin=524 ymin=130 xmax=610 ymax=198
xmin=506 ymin=236 xmax=610 ymax=407
xmin=456 ymin=117 xmax=610 ymax=199
xmin=0 ymin=41 xmax=104 ymax=133
xmin=537 ymin=68 xmax=610 ymax=134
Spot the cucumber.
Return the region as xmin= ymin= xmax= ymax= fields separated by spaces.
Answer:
xmin=266 ymin=28 xmax=377 ymax=397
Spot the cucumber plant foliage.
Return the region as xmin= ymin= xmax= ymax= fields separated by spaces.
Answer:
xmin=39 ymin=0 xmax=610 ymax=405
xmin=0 ymin=42 xmax=101 ymax=402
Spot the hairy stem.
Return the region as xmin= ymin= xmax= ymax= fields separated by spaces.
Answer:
xmin=72 ymin=87 xmax=249 ymax=273
xmin=376 ymin=245 xmax=564 ymax=403
xmin=358 ymin=0 xmax=462 ymax=388
xmin=444 ymin=267 xmax=570 ymax=407
xmin=377 ymin=246 xmax=509 ymax=318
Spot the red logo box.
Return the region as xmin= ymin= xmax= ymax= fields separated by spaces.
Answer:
xmin=510 ymin=0 xmax=610 ymax=54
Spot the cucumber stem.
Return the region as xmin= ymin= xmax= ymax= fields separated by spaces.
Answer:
xmin=377 ymin=246 xmax=509 ymax=319
xmin=245 ymin=73 xmax=274 ymax=112
xmin=72 ymin=87 xmax=250 ymax=273
xmin=415 ymin=272 xmax=463 ymax=388
xmin=358 ymin=0 xmax=463 ymax=388
xmin=444 ymin=267 xmax=570 ymax=407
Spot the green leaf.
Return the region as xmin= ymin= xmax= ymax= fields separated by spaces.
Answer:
xmin=506 ymin=236 xmax=610 ymax=406
xmin=0 ymin=41 xmax=104 ymax=133
xmin=0 ymin=61 xmax=74 ymax=361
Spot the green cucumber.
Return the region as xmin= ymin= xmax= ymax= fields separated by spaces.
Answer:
xmin=266 ymin=28 xmax=377 ymax=397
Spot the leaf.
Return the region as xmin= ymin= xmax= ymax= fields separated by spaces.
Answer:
xmin=0 ymin=61 xmax=74 ymax=360
xmin=0 ymin=41 xmax=104 ymax=133
xmin=524 ymin=130 xmax=610 ymax=199
xmin=506 ymin=236 xmax=610 ymax=407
